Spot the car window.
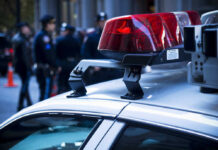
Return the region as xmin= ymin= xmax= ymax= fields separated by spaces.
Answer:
xmin=0 ymin=115 xmax=99 ymax=150
xmin=112 ymin=125 xmax=217 ymax=150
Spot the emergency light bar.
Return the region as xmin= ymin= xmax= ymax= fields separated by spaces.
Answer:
xmin=201 ymin=10 xmax=218 ymax=24
xmin=98 ymin=11 xmax=201 ymax=60
xmin=68 ymin=11 xmax=202 ymax=100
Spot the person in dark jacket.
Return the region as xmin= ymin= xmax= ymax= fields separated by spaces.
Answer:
xmin=33 ymin=15 xmax=56 ymax=101
xmin=56 ymin=23 xmax=81 ymax=93
xmin=81 ymin=12 xmax=107 ymax=59
xmin=81 ymin=12 xmax=123 ymax=84
xmin=12 ymin=22 xmax=33 ymax=111
xmin=80 ymin=12 xmax=107 ymax=84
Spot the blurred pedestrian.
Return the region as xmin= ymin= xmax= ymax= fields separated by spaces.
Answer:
xmin=33 ymin=15 xmax=56 ymax=101
xmin=82 ymin=12 xmax=123 ymax=84
xmin=81 ymin=12 xmax=107 ymax=59
xmin=80 ymin=12 xmax=107 ymax=84
xmin=74 ymin=28 xmax=86 ymax=46
xmin=12 ymin=22 xmax=33 ymax=111
xmin=56 ymin=23 xmax=81 ymax=93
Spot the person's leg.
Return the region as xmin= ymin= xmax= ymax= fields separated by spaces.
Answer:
xmin=17 ymin=72 xmax=26 ymax=111
xmin=36 ymin=68 xmax=46 ymax=101
xmin=26 ymin=91 xmax=32 ymax=106
xmin=64 ymin=69 xmax=72 ymax=91
xmin=44 ymin=76 xmax=51 ymax=99
xmin=25 ymin=71 xmax=32 ymax=106
xmin=58 ymin=68 xmax=72 ymax=94
xmin=44 ymin=69 xmax=53 ymax=99
xmin=49 ymin=75 xmax=54 ymax=97
xmin=57 ymin=71 xmax=65 ymax=94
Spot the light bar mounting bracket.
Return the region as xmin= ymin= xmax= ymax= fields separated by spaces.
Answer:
xmin=67 ymin=47 xmax=189 ymax=100
xmin=67 ymin=55 xmax=152 ymax=100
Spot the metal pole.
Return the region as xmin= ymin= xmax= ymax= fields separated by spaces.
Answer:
xmin=67 ymin=0 xmax=71 ymax=24
xmin=155 ymin=0 xmax=160 ymax=13
xmin=16 ymin=0 xmax=21 ymax=24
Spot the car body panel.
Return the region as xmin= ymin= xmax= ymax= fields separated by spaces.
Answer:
xmin=84 ymin=120 xmax=115 ymax=150
xmin=96 ymin=121 xmax=125 ymax=150
xmin=75 ymin=63 xmax=217 ymax=117
xmin=118 ymin=103 xmax=218 ymax=140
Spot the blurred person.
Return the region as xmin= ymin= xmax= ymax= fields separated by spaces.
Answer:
xmin=33 ymin=15 xmax=56 ymax=101
xmin=81 ymin=12 xmax=107 ymax=85
xmin=81 ymin=12 xmax=107 ymax=59
xmin=74 ymin=28 xmax=86 ymax=46
xmin=81 ymin=12 xmax=123 ymax=84
xmin=12 ymin=22 xmax=33 ymax=111
xmin=56 ymin=23 xmax=81 ymax=93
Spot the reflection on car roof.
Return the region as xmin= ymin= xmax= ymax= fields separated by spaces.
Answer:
xmin=68 ymin=62 xmax=217 ymax=117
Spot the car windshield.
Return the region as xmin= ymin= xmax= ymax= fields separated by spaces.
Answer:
xmin=0 ymin=115 xmax=98 ymax=150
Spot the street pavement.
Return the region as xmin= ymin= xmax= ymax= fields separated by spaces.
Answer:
xmin=0 ymin=74 xmax=39 ymax=123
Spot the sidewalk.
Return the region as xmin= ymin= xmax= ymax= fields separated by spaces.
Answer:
xmin=0 ymin=74 xmax=39 ymax=123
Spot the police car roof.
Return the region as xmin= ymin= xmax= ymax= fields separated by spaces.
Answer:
xmin=54 ymin=62 xmax=217 ymax=118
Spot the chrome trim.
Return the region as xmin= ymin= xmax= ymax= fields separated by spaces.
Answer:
xmin=201 ymin=10 xmax=218 ymax=24
xmin=0 ymin=110 xmax=115 ymax=130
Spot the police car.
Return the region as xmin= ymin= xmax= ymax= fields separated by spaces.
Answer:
xmin=0 ymin=11 xmax=218 ymax=150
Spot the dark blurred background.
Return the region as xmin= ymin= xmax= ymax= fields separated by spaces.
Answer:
xmin=0 ymin=0 xmax=218 ymax=34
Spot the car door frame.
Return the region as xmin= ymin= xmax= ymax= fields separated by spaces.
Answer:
xmin=96 ymin=103 xmax=218 ymax=149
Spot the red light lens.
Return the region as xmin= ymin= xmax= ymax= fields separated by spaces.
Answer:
xmin=173 ymin=12 xmax=192 ymax=42
xmin=186 ymin=11 xmax=202 ymax=25
xmin=98 ymin=11 xmax=201 ymax=58
xmin=116 ymin=21 xmax=131 ymax=34
xmin=99 ymin=15 xmax=159 ymax=53
xmin=158 ymin=13 xmax=182 ymax=45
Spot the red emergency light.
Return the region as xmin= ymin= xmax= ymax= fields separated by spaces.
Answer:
xmin=98 ymin=11 xmax=201 ymax=60
xmin=186 ymin=11 xmax=202 ymax=25
xmin=68 ymin=11 xmax=202 ymax=100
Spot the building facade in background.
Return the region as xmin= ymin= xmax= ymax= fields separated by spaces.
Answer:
xmin=34 ymin=0 xmax=218 ymax=31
